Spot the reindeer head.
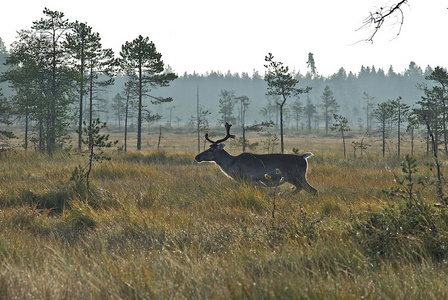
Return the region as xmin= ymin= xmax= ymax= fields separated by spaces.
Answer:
xmin=194 ymin=122 xmax=235 ymax=162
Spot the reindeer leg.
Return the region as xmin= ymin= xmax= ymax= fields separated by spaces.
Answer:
xmin=304 ymin=182 xmax=318 ymax=196
xmin=302 ymin=177 xmax=318 ymax=196
xmin=291 ymin=176 xmax=318 ymax=196
xmin=293 ymin=185 xmax=303 ymax=192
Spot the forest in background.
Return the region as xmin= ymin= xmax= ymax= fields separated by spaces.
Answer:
xmin=0 ymin=7 xmax=444 ymax=155
xmin=1 ymin=47 xmax=433 ymax=130
xmin=146 ymin=61 xmax=430 ymax=129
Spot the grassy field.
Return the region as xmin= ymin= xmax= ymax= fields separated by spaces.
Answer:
xmin=0 ymin=130 xmax=448 ymax=299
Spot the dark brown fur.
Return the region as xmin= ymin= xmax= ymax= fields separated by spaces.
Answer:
xmin=195 ymin=144 xmax=317 ymax=195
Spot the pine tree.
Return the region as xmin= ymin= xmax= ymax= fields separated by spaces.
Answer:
xmin=331 ymin=114 xmax=351 ymax=158
xmin=362 ymin=92 xmax=375 ymax=132
xmin=290 ymin=98 xmax=302 ymax=131
xmin=303 ymin=96 xmax=317 ymax=134
xmin=65 ymin=22 xmax=116 ymax=150
xmin=32 ymin=8 xmax=75 ymax=154
xmin=425 ymin=67 xmax=448 ymax=153
xmin=415 ymin=84 xmax=443 ymax=156
xmin=217 ymin=90 xmax=236 ymax=124
xmin=118 ymin=35 xmax=177 ymax=150
xmin=0 ymin=44 xmax=39 ymax=150
xmin=306 ymin=52 xmax=317 ymax=78
xmin=320 ymin=86 xmax=340 ymax=136
xmin=235 ymin=95 xmax=250 ymax=152
xmin=4 ymin=8 xmax=75 ymax=154
xmin=374 ymin=101 xmax=394 ymax=157
xmin=264 ymin=53 xmax=310 ymax=153
xmin=111 ymin=93 xmax=126 ymax=129
xmin=0 ymin=89 xmax=14 ymax=142
xmin=390 ymin=96 xmax=410 ymax=156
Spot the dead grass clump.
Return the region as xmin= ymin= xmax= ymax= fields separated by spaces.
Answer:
xmin=117 ymin=150 xmax=194 ymax=165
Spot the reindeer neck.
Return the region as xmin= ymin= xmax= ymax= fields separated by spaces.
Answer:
xmin=215 ymin=149 xmax=235 ymax=168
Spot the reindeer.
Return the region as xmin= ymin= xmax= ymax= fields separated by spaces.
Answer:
xmin=195 ymin=122 xmax=317 ymax=195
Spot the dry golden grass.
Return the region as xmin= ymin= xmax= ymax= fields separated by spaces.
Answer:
xmin=0 ymin=130 xmax=446 ymax=299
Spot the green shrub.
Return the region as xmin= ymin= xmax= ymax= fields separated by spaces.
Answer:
xmin=352 ymin=155 xmax=448 ymax=262
xmin=353 ymin=202 xmax=448 ymax=261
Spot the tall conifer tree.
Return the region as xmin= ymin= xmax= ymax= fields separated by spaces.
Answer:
xmin=264 ymin=53 xmax=310 ymax=153
xmin=118 ymin=35 xmax=177 ymax=150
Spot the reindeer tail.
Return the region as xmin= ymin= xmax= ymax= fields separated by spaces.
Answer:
xmin=302 ymin=152 xmax=314 ymax=160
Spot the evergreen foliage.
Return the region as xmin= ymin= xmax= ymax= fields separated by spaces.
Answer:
xmin=64 ymin=21 xmax=116 ymax=150
xmin=0 ymin=9 xmax=445 ymax=155
xmin=264 ymin=53 xmax=310 ymax=153
xmin=217 ymin=89 xmax=236 ymax=124
xmin=3 ymin=9 xmax=76 ymax=154
xmin=330 ymin=114 xmax=350 ymax=157
xmin=320 ymin=85 xmax=340 ymax=136
xmin=118 ymin=35 xmax=177 ymax=151
xmin=0 ymin=89 xmax=14 ymax=141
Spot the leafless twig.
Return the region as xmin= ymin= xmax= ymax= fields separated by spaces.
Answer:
xmin=358 ymin=0 xmax=409 ymax=43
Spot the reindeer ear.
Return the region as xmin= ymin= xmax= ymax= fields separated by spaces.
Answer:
xmin=217 ymin=143 xmax=225 ymax=150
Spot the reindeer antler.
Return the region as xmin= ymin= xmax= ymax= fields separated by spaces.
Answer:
xmin=205 ymin=122 xmax=235 ymax=144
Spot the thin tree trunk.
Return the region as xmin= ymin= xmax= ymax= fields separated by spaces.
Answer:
xmin=137 ymin=64 xmax=142 ymax=151
xmin=382 ymin=118 xmax=386 ymax=158
xmin=442 ymin=89 xmax=447 ymax=154
xmin=397 ymin=106 xmax=401 ymax=157
xmin=280 ymin=103 xmax=284 ymax=154
xmin=24 ymin=112 xmax=28 ymax=151
xmin=78 ymin=46 xmax=85 ymax=150
xmin=158 ymin=125 xmax=162 ymax=150
xmin=124 ymin=94 xmax=129 ymax=153
xmin=89 ymin=66 xmax=94 ymax=150
xmin=197 ymin=86 xmax=200 ymax=152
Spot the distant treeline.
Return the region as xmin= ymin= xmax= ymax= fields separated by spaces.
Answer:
xmin=136 ymin=62 xmax=431 ymax=128
xmin=0 ymin=50 xmax=437 ymax=130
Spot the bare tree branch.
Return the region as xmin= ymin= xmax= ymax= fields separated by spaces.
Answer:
xmin=358 ymin=0 xmax=409 ymax=43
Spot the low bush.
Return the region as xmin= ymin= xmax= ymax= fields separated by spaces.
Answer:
xmin=351 ymin=155 xmax=448 ymax=262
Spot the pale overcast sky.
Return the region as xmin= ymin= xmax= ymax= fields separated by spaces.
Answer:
xmin=1 ymin=0 xmax=447 ymax=76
